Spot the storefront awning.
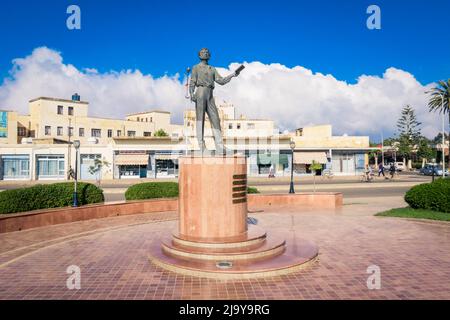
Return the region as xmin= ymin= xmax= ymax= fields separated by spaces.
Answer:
xmin=155 ymin=154 xmax=179 ymax=160
xmin=115 ymin=154 xmax=149 ymax=165
xmin=294 ymin=152 xmax=327 ymax=164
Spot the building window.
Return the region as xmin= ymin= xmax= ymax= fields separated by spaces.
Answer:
xmin=146 ymin=118 xmax=148 ymax=122
xmin=228 ymin=124 xmax=233 ymax=129
xmin=57 ymin=127 xmax=63 ymax=136
xmin=68 ymin=106 xmax=74 ymax=116
xmin=17 ymin=127 xmax=27 ymax=136
xmin=68 ymin=127 xmax=74 ymax=137
xmin=127 ymin=131 xmax=136 ymax=137
xmin=36 ymin=155 xmax=65 ymax=179
xmin=247 ymin=123 xmax=255 ymax=129
xmin=79 ymin=128 xmax=85 ymax=137
xmin=150 ymin=117 xmax=153 ymax=122
xmin=144 ymin=131 xmax=152 ymax=137
xmin=57 ymin=105 xmax=63 ymax=115
xmin=45 ymin=126 xmax=51 ymax=136
xmin=237 ymin=123 xmax=241 ymax=129
xmin=117 ymin=130 xmax=122 ymax=137
xmin=1 ymin=155 xmax=30 ymax=179
xmin=107 ymin=129 xmax=113 ymax=138
xmin=137 ymin=117 xmax=140 ymax=121
xmin=91 ymin=129 xmax=101 ymax=138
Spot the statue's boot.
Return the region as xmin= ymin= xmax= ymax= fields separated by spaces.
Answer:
xmin=215 ymin=144 xmax=231 ymax=156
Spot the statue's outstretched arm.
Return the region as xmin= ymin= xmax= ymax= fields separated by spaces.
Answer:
xmin=214 ymin=68 xmax=235 ymax=86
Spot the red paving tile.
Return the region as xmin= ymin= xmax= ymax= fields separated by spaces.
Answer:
xmin=0 ymin=203 xmax=449 ymax=300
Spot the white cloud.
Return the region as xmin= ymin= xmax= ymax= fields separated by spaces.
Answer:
xmin=0 ymin=47 xmax=443 ymax=139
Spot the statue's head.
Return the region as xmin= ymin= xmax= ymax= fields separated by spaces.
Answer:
xmin=198 ymin=48 xmax=211 ymax=61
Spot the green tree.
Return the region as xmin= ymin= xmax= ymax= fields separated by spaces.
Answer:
xmin=396 ymin=105 xmax=421 ymax=160
xmin=432 ymin=132 xmax=449 ymax=145
xmin=88 ymin=158 xmax=110 ymax=186
xmin=383 ymin=137 xmax=398 ymax=147
xmin=416 ymin=137 xmax=433 ymax=162
xmin=310 ymin=160 xmax=322 ymax=193
xmin=154 ymin=129 xmax=169 ymax=137
xmin=427 ymin=79 xmax=450 ymax=128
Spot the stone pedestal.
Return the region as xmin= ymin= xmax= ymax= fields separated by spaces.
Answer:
xmin=178 ymin=156 xmax=248 ymax=239
xmin=149 ymin=155 xmax=318 ymax=279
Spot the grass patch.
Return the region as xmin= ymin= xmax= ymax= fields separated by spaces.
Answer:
xmin=376 ymin=207 xmax=450 ymax=221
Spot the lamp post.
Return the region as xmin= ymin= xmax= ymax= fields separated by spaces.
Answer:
xmin=439 ymin=94 xmax=445 ymax=178
xmin=289 ymin=141 xmax=296 ymax=194
xmin=73 ymin=140 xmax=80 ymax=207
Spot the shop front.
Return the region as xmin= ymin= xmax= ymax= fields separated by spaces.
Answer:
xmin=154 ymin=154 xmax=179 ymax=178
xmin=80 ymin=154 xmax=102 ymax=180
xmin=331 ymin=151 xmax=366 ymax=175
xmin=115 ymin=153 xmax=149 ymax=179
xmin=293 ymin=151 xmax=328 ymax=175
xmin=256 ymin=152 xmax=289 ymax=176
xmin=36 ymin=155 xmax=65 ymax=180
xmin=0 ymin=155 xmax=30 ymax=180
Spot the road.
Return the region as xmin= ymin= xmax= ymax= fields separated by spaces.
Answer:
xmin=0 ymin=173 xmax=433 ymax=203
xmin=101 ymin=174 xmax=431 ymax=202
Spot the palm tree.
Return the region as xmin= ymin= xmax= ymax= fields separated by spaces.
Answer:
xmin=427 ymin=79 xmax=450 ymax=170
xmin=428 ymin=79 xmax=450 ymax=120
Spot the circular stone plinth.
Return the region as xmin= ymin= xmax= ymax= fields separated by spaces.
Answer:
xmin=172 ymin=225 xmax=267 ymax=249
xmin=148 ymin=229 xmax=319 ymax=280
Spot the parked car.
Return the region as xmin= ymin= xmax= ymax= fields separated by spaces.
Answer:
xmin=420 ymin=164 xmax=449 ymax=176
xmin=395 ymin=162 xmax=406 ymax=171
xmin=383 ymin=162 xmax=404 ymax=172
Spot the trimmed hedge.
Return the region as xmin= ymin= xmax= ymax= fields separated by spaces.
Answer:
xmin=125 ymin=182 xmax=258 ymax=200
xmin=0 ymin=182 xmax=104 ymax=214
xmin=125 ymin=182 xmax=179 ymax=200
xmin=404 ymin=178 xmax=450 ymax=213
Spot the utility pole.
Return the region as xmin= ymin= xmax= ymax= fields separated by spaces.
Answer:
xmin=68 ymin=118 xmax=72 ymax=178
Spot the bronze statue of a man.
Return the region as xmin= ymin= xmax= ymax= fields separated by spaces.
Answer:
xmin=189 ymin=48 xmax=242 ymax=154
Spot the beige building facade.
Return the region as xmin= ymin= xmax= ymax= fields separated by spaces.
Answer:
xmin=0 ymin=94 xmax=372 ymax=181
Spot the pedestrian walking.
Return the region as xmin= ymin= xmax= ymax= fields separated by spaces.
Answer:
xmin=378 ymin=163 xmax=385 ymax=178
xmin=389 ymin=163 xmax=396 ymax=180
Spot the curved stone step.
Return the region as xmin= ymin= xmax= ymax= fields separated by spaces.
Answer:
xmin=162 ymin=235 xmax=286 ymax=261
xmin=172 ymin=225 xmax=267 ymax=249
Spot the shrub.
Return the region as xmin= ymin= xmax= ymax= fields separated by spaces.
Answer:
xmin=247 ymin=187 xmax=260 ymax=194
xmin=125 ymin=182 xmax=179 ymax=200
xmin=404 ymin=178 xmax=450 ymax=213
xmin=0 ymin=182 xmax=104 ymax=214
xmin=412 ymin=162 xmax=422 ymax=170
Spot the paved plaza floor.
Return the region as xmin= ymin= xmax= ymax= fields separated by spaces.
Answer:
xmin=0 ymin=196 xmax=449 ymax=300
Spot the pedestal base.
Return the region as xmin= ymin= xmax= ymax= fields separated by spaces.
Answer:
xmin=148 ymin=225 xmax=318 ymax=279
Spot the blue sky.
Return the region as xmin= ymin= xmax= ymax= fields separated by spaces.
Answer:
xmin=0 ymin=0 xmax=448 ymax=84
xmin=0 ymin=0 xmax=448 ymax=140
